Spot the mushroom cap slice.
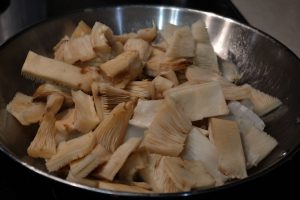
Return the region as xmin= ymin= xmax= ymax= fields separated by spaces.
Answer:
xmin=193 ymin=43 xmax=219 ymax=73
xmin=72 ymin=90 xmax=100 ymax=133
xmin=70 ymin=20 xmax=91 ymax=39
xmin=166 ymin=26 xmax=195 ymax=58
xmin=124 ymin=38 xmax=152 ymax=61
xmin=191 ymin=19 xmax=211 ymax=44
xmin=165 ymin=81 xmax=229 ymax=121
xmin=94 ymin=101 xmax=134 ymax=153
xmin=129 ymin=99 xmax=164 ymax=129
xmin=141 ymin=100 xmax=192 ymax=156
xmin=6 ymin=92 xmax=45 ymax=126
xmin=182 ymin=127 xmax=227 ymax=185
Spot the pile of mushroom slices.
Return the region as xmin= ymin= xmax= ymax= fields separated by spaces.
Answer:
xmin=6 ymin=19 xmax=281 ymax=193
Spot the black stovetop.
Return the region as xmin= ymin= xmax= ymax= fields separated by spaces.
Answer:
xmin=0 ymin=0 xmax=299 ymax=199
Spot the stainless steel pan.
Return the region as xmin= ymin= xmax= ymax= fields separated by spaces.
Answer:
xmin=0 ymin=5 xmax=300 ymax=197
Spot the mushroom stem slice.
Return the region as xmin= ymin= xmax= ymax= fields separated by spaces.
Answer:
xmin=95 ymin=137 xmax=142 ymax=181
xmin=21 ymin=51 xmax=94 ymax=92
xmin=46 ymin=131 xmax=96 ymax=172
xmin=194 ymin=43 xmax=219 ymax=73
xmin=222 ymin=84 xmax=251 ymax=101
xmin=67 ymin=173 xmax=98 ymax=188
xmin=209 ymin=118 xmax=247 ymax=179
xmin=124 ymin=38 xmax=152 ymax=61
xmin=55 ymin=108 xmax=76 ymax=134
xmin=6 ymin=92 xmax=45 ymax=126
xmin=191 ymin=19 xmax=211 ymax=44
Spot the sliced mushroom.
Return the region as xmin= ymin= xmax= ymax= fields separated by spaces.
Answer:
xmin=94 ymin=101 xmax=134 ymax=153
xmin=220 ymin=60 xmax=241 ymax=82
xmin=247 ymin=85 xmax=282 ymax=116
xmin=191 ymin=19 xmax=211 ymax=44
xmin=33 ymin=83 xmax=73 ymax=106
xmin=209 ymin=118 xmax=247 ymax=179
xmin=69 ymin=143 xmax=111 ymax=178
xmin=152 ymin=76 xmax=174 ymax=99
xmin=100 ymin=51 xmax=143 ymax=88
xmin=27 ymin=114 xmax=57 ymax=159
xmin=186 ymin=66 xmax=233 ymax=87
xmin=6 ymin=92 xmax=45 ymax=126
xmin=46 ymin=131 xmax=96 ymax=172
xmin=71 ymin=20 xmax=91 ymax=39
xmin=124 ymin=38 xmax=152 ymax=61
xmin=141 ymin=100 xmax=192 ymax=156
xmin=21 ymin=51 xmax=95 ymax=92
xmin=182 ymin=127 xmax=227 ymax=185
xmin=72 ymin=90 xmax=100 ymax=133
xmin=129 ymin=99 xmax=163 ymax=129
xmin=95 ymin=137 xmax=141 ymax=181
xmin=222 ymin=84 xmax=251 ymax=101
xmin=166 ymin=26 xmax=195 ymax=58
xmin=54 ymin=34 xmax=96 ymax=64
xmin=165 ymin=82 xmax=229 ymax=121
xmin=159 ymin=70 xmax=179 ymax=86
xmin=98 ymin=181 xmax=152 ymax=193
xmin=193 ymin=43 xmax=219 ymax=73
xmin=238 ymin=119 xmax=278 ymax=168
xmin=90 ymin=22 xmax=114 ymax=55
xmin=66 ymin=173 xmax=98 ymax=187
xmin=125 ymin=80 xmax=154 ymax=99
xmin=118 ymin=149 xmax=148 ymax=182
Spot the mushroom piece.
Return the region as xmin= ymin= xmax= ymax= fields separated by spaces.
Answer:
xmin=160 ymin=23 xmax=181 ymax=45
xmin=159 ymin=70 xmax=179 ymax=86
xmin=238 ymin=119 xmax=278 ymax=168
xmin=90 ymin=21 xmax=115 ymax=55
xmin=118 ymin=149 xmax=148 ymax=182
xmin=21 ymin=51 xmax=95 ymax=92
xmin=70 ymin=20 xmax=91 ymax=39
xmin=182 ymin=127 xmax=227 ymax=185
xmin=141 ymin=100 xmax=192 ymax=156
xmin=136 ymin=24 xmax=157 ymax=42
xmin=72 ymin=90 xmax=100 ymax=133
xmin=220 ymin=60 xmax=241 ymax=82
xmin=228 ymin=101 xmax=265 ymax=131
xmin=27 ymin=93 xmax=64 ymax=159
xmin=193 ymin=43 xmax=219 ymax=73
xmin=165 ymin=82 xmax=229 ymax=121
xmin=98 ymin=181 xmax=152 ymax=193
xmin=66 ymin=173 xmax=98 ymax=188
xmin=97 ymin=83 xmax=132 ymax=116
xmin=46 ymin=131 xmax=96 ymax=172
xmin=124 ymin=38 xmax=152 ymax=61
xmin=6 ymin=92 xmax=45 ymax=126
xmin=129 ymin=99 xmax=164 ymax=129
xmin=27 ymin=114 xmax=57 ymax=159
xmin=139 ymin=154 xmax=179 ymax=193
xmin=191 ymin=19 xmax=211 ymax=44
xmin=186 ymin=66 xmax=233 ymax=87
xmin=152 ymin=76 xmax=174 ymax=99
xmin=54 ymin=34 xmax=96 ymax=64
xmin=209 ymin=118 xmax=247 ymax=179
xmin=69 ymin=143 xmax=111 ymax=178
xmin=166 ymin=26 xmax=195 ymax=58
xmin=247 ymin=85 xmax=282 ymax=116
xmin=125 ymin=80 xmax=154 ymax=99
xmin=100 ymin=51 xmax=143 ymax=88
xmin=94 ymin=101 xmax=134 ymax=153
xmin=222 ymin=84 xmax=251 ymax=101
xmin=95 ymin=137 xmax=142 ymax=181
xmin=145 ymin=48 xmax=192 ymax=77
xmin=33 ymin=83 xmax=73 ymax=106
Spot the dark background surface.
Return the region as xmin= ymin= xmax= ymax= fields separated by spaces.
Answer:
xmin=0 ymin=0 xmax=299 ymax=199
